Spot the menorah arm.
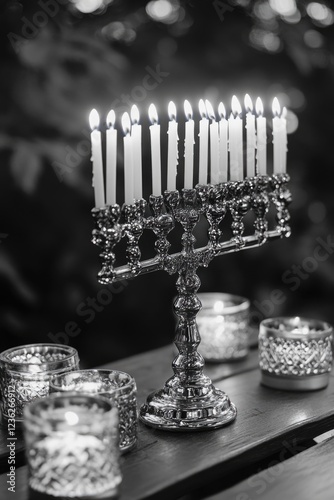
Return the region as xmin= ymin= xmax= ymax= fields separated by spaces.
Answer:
xmin=111 ymin=228 xmax=285 ymax=282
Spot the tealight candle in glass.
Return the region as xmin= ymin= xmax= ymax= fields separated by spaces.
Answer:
xmin=197 ymin=293 xmax=250 ymax=362
xmin=0 ymin=343 xmax=79 ymax=421
xmin=23 ymin=393 xmax=121 ymax=498
xmin=50 ymin=369 xmax=137 ymax=453
xmin=259 ymin=317 xmax=333 ymax=391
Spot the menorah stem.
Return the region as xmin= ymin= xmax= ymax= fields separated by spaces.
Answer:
xmin=139 ymin=189 xmax=237 ymax=431
xmin=172 ymin=271 xmax=205 ymax=386
xmin=139 ymin=269 xmax=237 ymax=430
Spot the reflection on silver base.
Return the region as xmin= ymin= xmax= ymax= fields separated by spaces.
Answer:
xmin=139 ymin=387 xmax=237 ymax=431
xmin=261 ymin=371 xmax=330 ymax=391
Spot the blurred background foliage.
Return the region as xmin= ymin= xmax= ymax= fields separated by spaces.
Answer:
xmin=0 ymin=0 xmax=334 ymax=367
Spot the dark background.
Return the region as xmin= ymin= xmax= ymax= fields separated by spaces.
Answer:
xmin=0 ymin=0 xmax=334 ymax=368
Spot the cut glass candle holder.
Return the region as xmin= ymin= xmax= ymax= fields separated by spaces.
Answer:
xmin=23 ymin=393 xmax=121 ymax=498
xmin=259 ymin=317 xmax=333 ymax=391
xmin=50 ymin=369 xmax=137 ymax=453
xmin=0 ymin=343 xmax=79 ymax=421
xmin=197 ymin=293 xmax=250 ymax=362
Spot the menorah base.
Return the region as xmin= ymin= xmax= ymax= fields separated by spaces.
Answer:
xmin=139 ymin=386 xmax=237 ymax=431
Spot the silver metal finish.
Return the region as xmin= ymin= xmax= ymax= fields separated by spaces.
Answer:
xmin=92 ymin=174 xmax=292 ymax=430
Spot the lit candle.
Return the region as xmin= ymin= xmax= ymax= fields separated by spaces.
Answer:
xmin=244 ymin=94 xmax=256 ymax=178
xmin=256 ymin=97 xmax=267 ymax=175
xmin=106 ymin=110 xmax=117 ymax=206
xmin=167 ymin=101 xmax=178 ymax=191
xmin=89 ymin=109 xmax=105 ymax=208
xmin=282 ymin=106 xmax=288 ymax=173
xmin=218 ymin=102 xmax=228 ymax=183
xmin=184 ymin=100 xmax=194 ymax=189
xmin=148 ymin=103 xmax=162 ymax=196
xmin=229 ymin=96 xmax=243 ymax=181
xmin=206 ymin=99 xmax=219 ymax=185
xmin=272 ymin=98 xmax=287 ymax=174
xmin=198 ymin=99 xmax=209 ymax=185
xmin=272 ymin=97 xmax=281 ymax=174
xmin=130 ymin=105 xmax=142 ymax=199
xmin=122 ymin=112 xmax=134 ymax=205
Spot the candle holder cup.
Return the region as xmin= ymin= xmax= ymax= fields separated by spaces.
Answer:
xmin=92 ymin=173 xmax=292 ymax=430
xmin=23 ymin=393 xmax=121 ymax=498
xmin=197 ymin=293 xmax=250 ymax=362
xmin=50 ymin=369 xmax=137 ymax=453
xmin=0 ymin=343 xmax=79 ymax=422
xmin=259 ymin=317 xmax=333 ymax=391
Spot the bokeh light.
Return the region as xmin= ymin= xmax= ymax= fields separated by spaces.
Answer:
xmin=307 ymin=2 xmax=334 ymax=26
xmin=269 ymin=0 xmax=297 ymax=17
xmin=146 ymin=0 xmax=180 ymax=24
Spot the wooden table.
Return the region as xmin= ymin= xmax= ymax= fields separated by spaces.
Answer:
xmin=1 ymin=344 xmax=334 ymax=500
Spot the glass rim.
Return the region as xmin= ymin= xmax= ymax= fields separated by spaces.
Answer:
xmin=50 ymin=369 xmax=136 ymax=396
xmin=23 ymin=391 xmax=114 ymax=425
xmin=260 ymin=316 xmax=333 ymax=340
xmin=0 ymin=343 xmax=79 ymax=373
xmin=197 ymin=292 xmax=250 ymax=314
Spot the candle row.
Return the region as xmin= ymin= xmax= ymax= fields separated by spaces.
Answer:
xmin=89 ymin=95 xmax=288 ymax=207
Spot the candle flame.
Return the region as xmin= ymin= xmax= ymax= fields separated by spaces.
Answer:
xmin=168 ymin=101 xmax=177 ymax=121
xmin=205 ymin=99 xmax=216 ymax=121
xmin=89 ymin=109 xmax=100 ymax=130
xmin=184 ymin=100 xmax=193 ymax=120
xmin=244 ymin=94 xmax=253 ymax=113
xmin=122 ymin=112 xmax=131 ymax=135
xmin=131 ymin=104 xmax=140 ymax=125
xmin=218 ymin=102 xmax=226 ymax=119
xmin=106 ymin=109 xmax=116 ymax=128
xmin=198 ymin=99 xmax=208 ymax=119
xmin=272 ymin=97 xmax=281 ymax=116
xmin=65 ymin=411 xmax=79 ymax=426
xmin=255 ymin=97 xmax=264 ymax=116
xmin=282 ymin=106 xmax=287 ymax=119
xmin=231 ymin=95 xmax=242 ymax=117
xmin=148 ymin=103 xmax=158 ymax=125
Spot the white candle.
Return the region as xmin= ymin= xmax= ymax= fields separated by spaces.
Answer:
xmin=205 ymin=99 xmax=219 ymax=185
xmin=229 ymin=96 xmax=243 ymax=181
xmin=184 ymin=100 xmax=194 ymax=189
xmin=106 ymin=110 xmax=117 ymax=206
xmin=272 ymin=97 xmax=287 ymax=174
xmin=167 ymin=101 xmax=178 ymax=191
xmin=122 ymin=112 xmax=134 ymax=205
xmin=255 ymin=97 xmax=267 ymax=175
xmin=282 ymin=106 xmax=288 ymax=173
xmin=130 ymin=105 xmax=142 ymax=199
xmin=244 ymin=94 xmax=256 ymax=178
xmin=272 ymin=97 xmax=281 ymax=174
xmin=148 ymin=103 xmax=162 ymax=196
xmin=89 ymin=109 xmax=105 ymax=208
xmin=198 ymin=99 xmax=209 ymax=185
xmin=218 ymin=102 xmax=228 ymax=183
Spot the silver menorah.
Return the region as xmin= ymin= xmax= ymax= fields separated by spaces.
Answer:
xmin=91 ymin=172 xmax=291 ymax=431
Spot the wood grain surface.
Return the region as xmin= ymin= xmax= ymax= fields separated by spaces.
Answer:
xmin=1 ymin=344 xmax=334 ymax=500
xmin=206 ymin=437 xmax=334 ymax=500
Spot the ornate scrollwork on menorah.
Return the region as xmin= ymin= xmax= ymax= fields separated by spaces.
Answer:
xmin=89 ymin=96 xmax=292 ymax=430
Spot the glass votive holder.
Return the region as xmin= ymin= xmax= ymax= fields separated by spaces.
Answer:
xmin=23 ymin=392 xmax=121 ymax=498
xmin=0 ymin=343 xmax=79 ymax=421
xmin=196 ymin=293 xmax=250 ymax=362
xmin=50 ymin=369 xmax=137 ymax=453
xmin=259 ymin=317 xmax=333 ymax=391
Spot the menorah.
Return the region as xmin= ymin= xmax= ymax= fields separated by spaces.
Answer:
xmin=89 ymin=97 xmax=291 ymax=430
